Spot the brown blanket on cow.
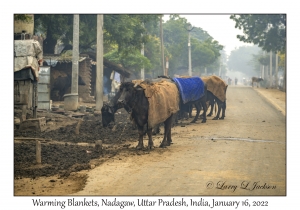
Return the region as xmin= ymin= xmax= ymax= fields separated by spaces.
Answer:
xmin=201 ymin=75 xmax=227 ymax=102
xmin=137 ymin=80 xmax=180 ymax=128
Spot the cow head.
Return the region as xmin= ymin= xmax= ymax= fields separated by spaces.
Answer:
xmin=101 ymin=103 xmax=115 ymax=127
xmin=118 ymin=82 xmax=144 ymax=112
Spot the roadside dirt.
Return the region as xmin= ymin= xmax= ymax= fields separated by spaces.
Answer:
xmin=14 ymin=87 xmax=286 ymax=196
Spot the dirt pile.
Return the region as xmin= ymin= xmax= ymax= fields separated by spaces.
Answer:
xmin=14 ymin=108 xmax=141 ymax=179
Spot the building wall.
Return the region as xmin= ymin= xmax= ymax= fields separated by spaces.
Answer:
xmin=50 ymin=59 xmax=95 ymax=102
xmin=14 ymin=80 xmax=33 ymax=108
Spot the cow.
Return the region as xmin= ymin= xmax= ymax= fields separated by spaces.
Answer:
xmin=201 ymin=75 xmax=228 ymax=120
xmin=178 ymin=87 xmax=208 ymax=123
xmin=171 ymin=76 xmax=208 ymax=124
xmin=252 ymin=77 xmax=264 ymax=88
xmin=101 ymin=78 xmax=169 ymax=134
xmin=206 ymin=88 xmax=227 ymax=120
xmin=101 ymin=89 xmax=128 ymax=128
xmin=102 ymin=93 xmax=161 ymax=134
xmin=117 ymin=81 xmax=179 ymax=150
xmin=51 ymin=71 xmax=86 ymax=101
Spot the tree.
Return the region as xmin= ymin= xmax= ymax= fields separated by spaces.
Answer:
xmin=227 ymin=45 xmax=261 ymax=77
xmin=162 ymin=15 xmax=223 ymax=76
xmin=34 ymin=14 xmax=160 ymax=54
xmin=230 ymin=14 xmax=286 ymax=53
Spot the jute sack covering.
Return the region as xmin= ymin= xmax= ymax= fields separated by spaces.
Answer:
xmin=14 ymin=40 xmax=43 ymax=80
xmin=138 ymin=80 xmax=180 ymax=128
xmin=201 ymin=75 xmax=228 ymax=102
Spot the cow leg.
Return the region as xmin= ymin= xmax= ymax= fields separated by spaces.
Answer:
xmin=191 ymin=102 xmax=200 ymax=123
xmin=207 ymin=99 xmax=214 ymax=116
xmin=146 ymin=128 xmax=154 ymax=149
xmin=136 ymin=125 xmax=144 ymax=150
xmin=219 ymin=100 xmax=226 ymax=120
xmin=200 ymin=98 xmax=207 ymax=123
xmin=206 ymin=92 xmax=214 ymax=117
xmin=189 ymin=104 xmax=193 ymax=118
xmin=213 ymin=101 xmax=222 ymax=120
xmin=160 ymin=115 xmax=173 ymax=148
xmin=166 ymin=115 xmax=173 ymax=145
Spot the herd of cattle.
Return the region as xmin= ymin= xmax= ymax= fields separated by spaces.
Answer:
xmin=101 ymin=75 xmax=228 ymax=150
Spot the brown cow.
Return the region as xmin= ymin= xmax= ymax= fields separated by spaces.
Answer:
xmin=252 ymin=77 xmax=264 ymax=88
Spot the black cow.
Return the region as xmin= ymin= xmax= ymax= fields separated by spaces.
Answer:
xmin=117 ymin=82 xmax=176 ymax=150
xmin=101 ymin=89 xmax=128 ymax=127
xmin=252 ymin=77 xmax=264 ymax=88
xmin=177 ymin=82 xmax=208 ymax=124
xmin=51 ymin=75 xmax=86 ymax=101
xmin=101 ymin=81 xmax=161 ymax=134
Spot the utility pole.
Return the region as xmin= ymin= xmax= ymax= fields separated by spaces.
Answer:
xmin=165 ymin=56 xmax=169 ymax=76
xmin=141 ymin=42 xmax=145 ymax=79
xmin=185 ymin=24 xmax=194 ymax=76
xmin=71 ymin=14 xmax=79 ymax=95
xmin=160 ymin=16 xmax=165 ymax=76
xmin=275 ymin=52 xmax=278 ymax=89
xmin=219 ymin=62 xmax=222 ymax=77
xmin=65 ymin=14 xmax=79 ymax=111
xmin=96 ymin=15 xmax=104 ymax=111
xmin=262 ymin=51 xmax=265 ymax=79
xmin=269 ymin=50 xmax=273 ymax=88
xmin=188 ymin=28 xmax=192 ymax=76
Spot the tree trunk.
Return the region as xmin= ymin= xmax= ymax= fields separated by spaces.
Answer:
xmin=43 ymin=26 xmax=57 ymax=54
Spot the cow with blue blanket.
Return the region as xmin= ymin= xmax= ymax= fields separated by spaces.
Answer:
xmin=172 ymin=76 xmax=208 ymax=123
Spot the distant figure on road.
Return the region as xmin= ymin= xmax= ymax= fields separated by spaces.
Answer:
xmin=228 ymin=77 xmax=232 ymax=85
xmin=235 ymin=77 xmax=238 ymax=85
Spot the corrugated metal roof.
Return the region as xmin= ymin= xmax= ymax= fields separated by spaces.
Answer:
xmin=43 ymin=55 xmax=87 ymax=67
xmin=43 ymin=54 xmax=131 ymax=77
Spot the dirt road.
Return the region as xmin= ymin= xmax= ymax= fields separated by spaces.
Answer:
xmin=73 ymin=86 xmax=286 ymax=196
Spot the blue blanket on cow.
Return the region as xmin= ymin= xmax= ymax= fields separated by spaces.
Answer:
xmin=172 ymin=77 xmax=205 ymax=104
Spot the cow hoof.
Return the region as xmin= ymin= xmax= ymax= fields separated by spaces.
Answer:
xmin=212 ymin=117 xmax=219 ymax=120
xmin=148 ymin=144 xmax=154 ymax=149
xmin=219 ymin=117 xmax=225 ymax=120
xmin=201 ymin=120 xmax=206 ymax=123
xmin=159 ymin=144 xmax=167 ymax=148
xmin=136 ymin=145 xmax=144 ymax=150
xmin=207 ymin=114 xmax=212 ymax=117
xmin=190 ymin=120 xmax=196 ymax=123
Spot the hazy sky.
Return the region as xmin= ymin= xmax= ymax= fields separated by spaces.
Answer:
xmin=168 ymin=14 xmax=254 ymax=56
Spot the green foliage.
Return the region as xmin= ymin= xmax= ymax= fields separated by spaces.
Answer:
xmin=162 ymin=15 xmax=223 ymax=75
xmin=144 ymin=35 xmax=162 ymax=73
xmin=230 ymin=14 xmax=286 ymax=53
xmin=104 ymin=49 xmax=152 ymax=73
xmin=34 ymin=14 xmax=160 ymax=54
xmin=14 ymin=14 xmax=33 ymax=22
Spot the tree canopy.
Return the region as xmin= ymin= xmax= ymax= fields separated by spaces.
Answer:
xmin=230 ymin=14 xmax=286 ymax=53
xmin=34 ymin=14 xmax=160 ymax=54
xmin=16 ymin=14 xmax=225 ymax=77
xmin=162 ymin=15 xmax=223 ymax=75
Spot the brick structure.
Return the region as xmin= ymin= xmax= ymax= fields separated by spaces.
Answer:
xmin=44 ymin=55 xmax=131 ymax=103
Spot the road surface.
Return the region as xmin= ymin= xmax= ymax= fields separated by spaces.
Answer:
xmin=73 ymin=86 xmax=286 ymax=196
